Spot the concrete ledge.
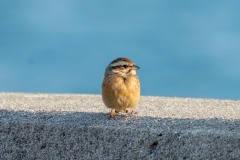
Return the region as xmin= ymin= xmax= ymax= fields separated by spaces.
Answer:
xmin=0 ymin=93 xmax=240 ymax=159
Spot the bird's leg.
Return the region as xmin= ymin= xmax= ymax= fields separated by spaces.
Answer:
xmin=109 ymin=109 xmax=116 ymax=118
xmin=131 ymin=109 xmax=137 ymax=115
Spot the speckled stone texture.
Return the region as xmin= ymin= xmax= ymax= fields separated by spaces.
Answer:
xmin=0 ymin=93 xmax=240 ymax=159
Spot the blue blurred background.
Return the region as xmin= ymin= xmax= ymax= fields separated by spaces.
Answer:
xmin=1 ymin=1 xmax=240 ymax=100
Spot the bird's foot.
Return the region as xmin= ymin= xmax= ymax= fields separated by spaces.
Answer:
xmin=109 ymin=109 xmax=116 ymax=118
xmin=131 ymin=109 xmax=137 ymax=115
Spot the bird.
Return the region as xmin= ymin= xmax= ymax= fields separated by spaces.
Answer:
xmin=102 ymin=57 xmax=140 ymax=118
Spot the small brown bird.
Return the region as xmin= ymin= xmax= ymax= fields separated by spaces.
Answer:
xmin=102 ymin=57 xmax=140 ymax=118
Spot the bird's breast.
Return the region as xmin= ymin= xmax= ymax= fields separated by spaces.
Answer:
xmin=102 ymin=75 xmax=140 ymax=111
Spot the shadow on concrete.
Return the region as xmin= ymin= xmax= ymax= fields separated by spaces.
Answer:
xmin=1 ymin=109 xmax=240 ymax=159
xmin=1 ymin=109 xmax=240 ymax=132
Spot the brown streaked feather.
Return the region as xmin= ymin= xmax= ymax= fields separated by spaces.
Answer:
xmin=110 ymin=57 xmax=133 ymax=65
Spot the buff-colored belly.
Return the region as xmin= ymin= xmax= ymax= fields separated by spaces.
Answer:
xmin=102 ymin=75 xmax=140 ymax=112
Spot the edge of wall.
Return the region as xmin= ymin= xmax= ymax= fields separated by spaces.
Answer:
xmin=0 ymin=93 xmax=240 ymax=159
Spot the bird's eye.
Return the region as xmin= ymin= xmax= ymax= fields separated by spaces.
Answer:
xmin=122 ymin=65 xmax=127 ymax=68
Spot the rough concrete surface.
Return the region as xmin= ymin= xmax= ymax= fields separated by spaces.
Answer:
xmin=0 ymin=93 xmax=240 ymax=159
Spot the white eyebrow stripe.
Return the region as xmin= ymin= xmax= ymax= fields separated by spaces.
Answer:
xmin=110 ymin=61 xmax=128 ymax=67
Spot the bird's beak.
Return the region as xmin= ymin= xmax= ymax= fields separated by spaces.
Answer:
xmin=132 ymin=65 xmax=140 ymax=70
